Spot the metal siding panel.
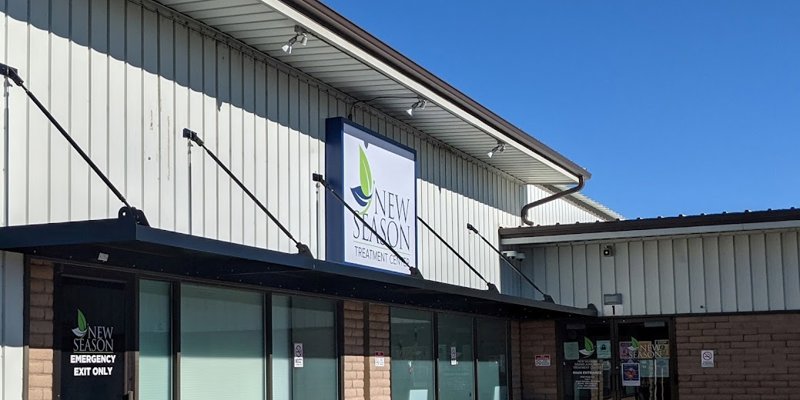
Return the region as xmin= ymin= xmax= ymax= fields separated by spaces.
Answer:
xmin=229 ymin=49 xmax=245 ymax=245
xmin=733 ymin=234 xmax=753 ymax=311
xmin=629 ymin=241 xmax=646 ymax=315
xmin=586 ymin=243 xmax=602 ymax=311
xmin=24 ymin=0 xmax=47 ymax=225
xmin=70 ymin=0 xmax=91 ymax=222
xmin=531 ymin=246 xmax=547 ymax=301
xmin=657 ymin=239 xmax=675 ymax=314
xmin=89 ymin=0 xmax=109 ymax=221
xmin=558 ymin=245 xmax=574 ymax=306
xmin=108 ymin=0 xmax=127 ymax=222
xmin=782 ymin=232 xmax=800 ymax=309
xmin=572 ymin=245 xmax=588 ymax=308
xmin=673 ymin=238 xmax=691 ymax=314
xmin=643 ymin=240 xmax=661 ymax=314
xmin=765 ymin=232 xmax=785 ymax=310
xmin=702 ymin=236 xmax=722 ymax=312
xmin=614 ymin=242 xmax=631 ymax=316
xmin=687 ymin=237 xmax=706 ymax=313
xmin=124 ymin=2 xmax=143 ymax=217
xmin=216 ymin=44 xmax=231 ymax=243
xmin=265 ymin=64 xmax=279 ymax=249
xmin=749 ymin=233 xmax=769 ymax=311
xmin=187 ymin=29 xmax=205 ymax=236
xmin=50 ymin=0 xmax=71 ymax=222
xmin=173 ymin=21 xmax=191 ymax=235
xmin=601 ymin=245 xmax=615 ymax=298
xmin=158 ymin=14 xmax=176 ymax=231
xmin=142 ymin=7 xmax=160 ymax=227
xmin=718 ymin=235 xmax=738 ymax=312
xmin=545 ymin=246 xmax=560 ymax=303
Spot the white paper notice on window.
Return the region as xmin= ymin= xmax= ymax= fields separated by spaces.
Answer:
xmin=294 ymin=343 xmax=304 ymax=368
xmin=450 ymin=346 xmax=458 ymax=366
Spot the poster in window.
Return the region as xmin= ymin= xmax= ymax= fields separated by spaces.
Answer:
xmin=654 ymin=339 xmax=670 ymax=358
xmin=621 ymin=362 xmax=641 ymax=387
xmin=638 ymin=341 xmax=654 ymax=359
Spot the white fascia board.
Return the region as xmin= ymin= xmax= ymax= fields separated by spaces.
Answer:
xmin=501 ymin=220 xmax=800 ymax=246
xmin=262 ymin=0 xmax=578 ymax=184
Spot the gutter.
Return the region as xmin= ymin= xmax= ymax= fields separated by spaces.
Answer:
xmin=278 ymin=0 xmax=590 ymax=182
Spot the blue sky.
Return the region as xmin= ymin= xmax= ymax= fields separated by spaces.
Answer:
xmin=322 ymin=0 xmax=800 ymax=219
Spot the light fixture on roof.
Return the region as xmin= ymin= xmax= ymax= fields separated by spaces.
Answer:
xmin=281 ymin=26 xmax=309 ymax=54
xmin=487 ymin=142 xmax=506 ymax=158
xmin=405 ymin=98 xmax=427 ymax=117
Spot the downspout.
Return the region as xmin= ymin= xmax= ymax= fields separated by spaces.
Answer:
xmin=520 ymin=175 xmax=585 ymax=226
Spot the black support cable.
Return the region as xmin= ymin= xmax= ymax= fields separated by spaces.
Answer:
xmin=312 ymin=173 xmax=422 ymax=278
xmin=0 ymin=62 xmax=149 ymax=226
xmin=183 ymin=128 xmax=313 ymax=257
xmin=417 ymin=216 xmax=497 ymax=292
xmin=467 ymin=223 xmax=554 ymax=303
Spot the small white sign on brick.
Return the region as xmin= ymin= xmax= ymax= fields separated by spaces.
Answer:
xmin=701 ymin=350 xmax=714 ymax=368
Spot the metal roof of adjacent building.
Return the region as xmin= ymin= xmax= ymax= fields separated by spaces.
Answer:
xmin=500 ymin=208 xmax=800 ymax=245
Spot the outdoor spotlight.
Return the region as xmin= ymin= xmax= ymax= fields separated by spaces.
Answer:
xmin=282 ymin=26 xmax=309 ymax=54
xmin=487 ymin=142 xmax=506 ymax=158
xmin=405 ymin=98 xmax=427 ymax=116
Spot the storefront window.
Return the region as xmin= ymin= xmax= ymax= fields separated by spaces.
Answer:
xmin=139 ymin=280 xmax=172 ymax=400
xmin=476 ymin=318 xmax=508 ymax=400
xmin=390 ymin=308 xmax=435 ymax=400
xmin=437 ymin=314 xmax=475 ymax=400
xmin=272 ymin=295 xmax=338 ymax=400
xmin=180 ymin=284 xmax=265 ymax=400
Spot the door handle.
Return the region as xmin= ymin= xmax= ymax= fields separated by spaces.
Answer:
xmin=123 ymin=391 xmax=134 ymax=400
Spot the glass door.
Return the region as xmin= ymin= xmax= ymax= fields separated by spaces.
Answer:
xmin=559 ymin=318 xmax=674 ymax=400
xmin=615 ymin=320 xmax=673 ymax=400
xmin=560 ymin=321 xmax=614 ymax=400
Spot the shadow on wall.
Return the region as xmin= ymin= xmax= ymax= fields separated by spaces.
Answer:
xmin=4 ymin=0 xmax=523 ymax=218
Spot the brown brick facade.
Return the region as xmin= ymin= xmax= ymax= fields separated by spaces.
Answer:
xmin=676 ymin=313 xmax=800 ymax=400
xmin=343 ymin=301 xmax=392 ymax=400
xmin=27 ymin=258 xmax=55 ymax=400
xmin=519 ymin=320 xmax=558 ymax=400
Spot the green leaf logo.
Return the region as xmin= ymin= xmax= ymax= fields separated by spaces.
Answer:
xmin=579 ymin=337 xmax=595 ymax=357
xmin=359 ymin=146 xmax=373 ymax=197
xmin=631 ymin=337 xmax=640 ymax=350
xmin=350 ymin=145 xmax=375 ymax=216
xmin=72 ymin=309 xmax=88 ymax=338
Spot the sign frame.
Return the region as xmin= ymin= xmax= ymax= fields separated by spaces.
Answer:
xmin=324 ymin=117 xmax=418 ymax=274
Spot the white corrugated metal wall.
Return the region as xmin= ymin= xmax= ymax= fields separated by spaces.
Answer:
xmin=0 ymin=252 xmax=24 ymax=400
xmin=0 ymin=0 xmax=592 ymax=290
xmin=506 ymin=228 xmax=800 ymax=315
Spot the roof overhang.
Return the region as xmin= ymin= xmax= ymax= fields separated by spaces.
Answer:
xmin=152 ymin=0 xmax=589 ymax=185
xmin=500 ymin=209 xmax=800 ymax=245
xmin=0 ymin=217 xmax=595 ymax=319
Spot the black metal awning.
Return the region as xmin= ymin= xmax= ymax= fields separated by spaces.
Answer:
xmin=0 ymin=216 xmax=595 ymax=319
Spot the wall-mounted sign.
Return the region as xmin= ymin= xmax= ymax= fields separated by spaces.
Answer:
xmin=534 ymin=354 xmax=551 ymax=367
xmin=59 ymin=277 xmax=127 ymax=400
xmin=450 ymin=346 xmax=458 ymax=366
xmin=374 ymin=351 xmax=385 ymax=367
xmin=294 ymin=343 xmax=304 ymax=368
xmin=325 ymin=118 xmax=417 ymax=274
xmin=701 ymin=349 xmax=714 ymax=368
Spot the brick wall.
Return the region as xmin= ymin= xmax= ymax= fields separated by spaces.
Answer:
xmin=28 ymin=258 xmax=55 ymax=400
xmin=676 ymin=313 xmax=800 ymax=400
xmin=366 ymin=304 xmax=391 ymax=400
xmin=343 ymin=301 xmax=366 ymax=400
xmin=342 ymin=301 xmax=391 ymax=400
xmin=519 ymin=320 xmax=558 ymax=400
xmin=510 ymin=320 xmax=522 ymax=400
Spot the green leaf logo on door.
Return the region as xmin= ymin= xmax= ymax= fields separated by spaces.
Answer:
xmin=579 ymin=337 xmax=595 ymax=357
xmin=71 ymin=309 xmax=88 ymax=338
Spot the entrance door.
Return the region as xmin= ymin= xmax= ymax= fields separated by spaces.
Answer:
xmin=56 ymin=270 xmax=133 ymax=400
xmin=559 ymin=319 xmax=674 ymax=400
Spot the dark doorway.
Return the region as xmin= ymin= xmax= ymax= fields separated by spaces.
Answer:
xmin=559 ymin=318 xmax=675 ymax=400
xmin=56 ymin=268 xmax=134 ymax=399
